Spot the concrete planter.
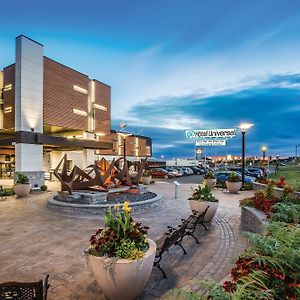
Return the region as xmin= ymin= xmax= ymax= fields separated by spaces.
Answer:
xmin=204 ymin=178 xmax=216 ymax=188
xmin=86 ymin=239 xmax=156 ymax=300
xmin=189 ymin=199 xmax=219 ymax=222
xmin=141 ymin=176 xmax=152 ymax=185
xmin=13 ymin=184 xmax=31 ymax=198
xmin=226 ymin=181 xmax=242 ymax=193
xmin=253 ymin=182 xmax=300 ymax=198
xmin=241 ymin=206 xmax=267 ymax=234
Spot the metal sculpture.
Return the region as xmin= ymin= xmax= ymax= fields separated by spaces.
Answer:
xmin=53 ymin=154 xmax=146 ymax=194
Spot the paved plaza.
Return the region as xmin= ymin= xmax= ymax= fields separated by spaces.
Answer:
xmin=0 ymin=181 xmax=253 ymax=299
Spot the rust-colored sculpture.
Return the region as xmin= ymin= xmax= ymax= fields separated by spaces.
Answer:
xmin=53 ymin=154 xmax=146 ymax=194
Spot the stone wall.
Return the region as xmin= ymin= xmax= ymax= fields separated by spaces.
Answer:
xmin=253 ymin=182 xmax=300 ymax=198
xmin=241 ymin=206 xmax=267 ymax=234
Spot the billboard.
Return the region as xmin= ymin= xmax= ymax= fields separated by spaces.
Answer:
xmin=185 ymin=128 xmax=237 ymax=139
xmin=196 ymin=139 xmax=227 ymax=146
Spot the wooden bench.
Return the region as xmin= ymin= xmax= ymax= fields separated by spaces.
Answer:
xmin=0 ymin=275 xmax=49 ymax=300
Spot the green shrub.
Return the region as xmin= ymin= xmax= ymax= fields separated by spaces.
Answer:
xmin=227 ymin=172 xmax=240 ymax=182
xmin=40 ymin=184 xmax=48 ymax=192
xmin=189 ymin=184 xmax=218 ymax=202
xmin=204 ymin=171 xmax=216 ymax=179
xmin=1 ymin=188 xmax=15 ymax=196
xmin=239 ymin=197 xmax=254 ymax=207
xmin=270 ymin=203 xmax=300 ymax=223
xmin=15 ymin=173 xmax=29 ymax=184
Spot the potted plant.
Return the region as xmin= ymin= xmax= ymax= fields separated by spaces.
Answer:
xmin=13 ymin=173 xmax=31 ymax=197
xmin=85 ymin=202 xmax=156 ymax=300
xmin=226 ymin=172 xmax=242 ymax=193
xmin=141 ymin=169 xmax=152 ymax=185
xmin=188 ymin=184 xmax=219 ymax=222
xmin=203 ymin=171 xmax=216 ymax=188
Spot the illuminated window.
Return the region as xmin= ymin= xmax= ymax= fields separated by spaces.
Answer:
xmin=73 ymin=85 xmax=88 ymax=95
xmin=3 ymin=84 xmax=12 ymax=91
xmin=4 ymin=106 xmax=12 ymax=113
xmin=73 ymin=108 xmax=87 ymax=116
xmin=93 ymin=103 xmax=108 ymax=112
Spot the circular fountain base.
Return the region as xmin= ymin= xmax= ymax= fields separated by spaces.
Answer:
xmin=47 ymin=186 xmax=163 ymax=215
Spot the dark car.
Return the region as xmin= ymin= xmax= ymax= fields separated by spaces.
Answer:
xmin=190 ymin=166 xmax=204 ymax=175
xmin=150 ymin=168 xmax=175 ymax=179
xmin=214 ymin=171 xmax=254 ymax=185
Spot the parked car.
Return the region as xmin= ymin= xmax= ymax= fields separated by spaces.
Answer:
xmin=247 ymin=167 xmax=264 ymax=177
xmin=214 ymin=171 xmax=254 ymax=185
xmin=189 ymin=166 xmax=204 ymax=175
xmin=182 ymin=167 xmax=194 ymax=175
xmin=150 ymin=168 xmax=175 ymax=179
xmin=174 ymin=167 xmax=188 ymax=176
xmin=165 ymin=167 xmax=183 ymax=177
xmin=230 ymin=167 xmax=261 ymax=179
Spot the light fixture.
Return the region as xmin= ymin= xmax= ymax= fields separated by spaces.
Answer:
xmin=93 ymin=103 xmax=108 ymax=112
xmin=239 ymin=122 xmax=254 ymax=185
xmin=239 ymin=123 xmax=254 ymax=131
xmin=73 ymin=85 xmax=88 ymax=95
xmin=73 ymin=108 xmax=88 ymax=117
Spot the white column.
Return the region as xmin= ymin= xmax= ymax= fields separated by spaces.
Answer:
xmin=14 ymin=35 xmax=44 ymax=188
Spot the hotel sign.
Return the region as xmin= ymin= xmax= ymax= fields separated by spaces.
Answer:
xmin=196 ymin=139 xmax=227 ymax=146
xmin=185 ymin=128 xmax=237 ymax=139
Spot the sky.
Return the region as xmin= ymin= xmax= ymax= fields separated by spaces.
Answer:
xmin=1 ymin=0 xmax=300 ymax=158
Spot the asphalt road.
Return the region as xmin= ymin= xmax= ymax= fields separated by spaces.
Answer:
xmin=154 ymin=174 xmax=204 ymax=184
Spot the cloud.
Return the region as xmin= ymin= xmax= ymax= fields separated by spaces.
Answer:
xmin=112 ymin=73 xmax=300 ymax=158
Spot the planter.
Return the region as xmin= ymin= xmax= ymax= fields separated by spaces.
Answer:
xmin=226 ymin=181 xmax=242 ymax=193
xmin=253 ymin=182 xmax=300 ymax=198
xmin=86 ymin=239 xmax=156 ymax=300
xmin=189 ymin=199 xmax=219 ymax=222
xmin=141 ymin=176 xmax=152 ymax=185
xmin=13 ymin=184 xmax=31 ymax=198
xmin=241 ymin=206 xmax=267 ymax=234
xmin=204 ymin=178 xmax=216 ymax=188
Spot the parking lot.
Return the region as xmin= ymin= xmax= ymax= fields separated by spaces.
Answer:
xmin=154 ymin=174 xmax=204 ymax=184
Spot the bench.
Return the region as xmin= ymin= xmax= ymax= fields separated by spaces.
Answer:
xmin=0 ymin=275 xmax=49 ymax=300
xmin=183 ymin=206 xmax=209 ymax=244
xmin=154 ymin=219 xmax=189 ymax=278
xmin=154 ymin=207 xmax=209 ymax=278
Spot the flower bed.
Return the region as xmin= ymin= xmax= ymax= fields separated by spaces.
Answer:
xmin=170 ymin=183 xmax=300 ymax=299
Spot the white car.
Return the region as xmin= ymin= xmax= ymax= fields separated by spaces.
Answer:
xmin=182 ymin=167 xmax=193 ymax=175
xmin=165 ymin=167 xmax=183 ymax=177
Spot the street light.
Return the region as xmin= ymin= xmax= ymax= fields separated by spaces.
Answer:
xmin=239 ymin=123 xmax=254 ymax=186
xmin=261 ymin=146 xmax=267 ymax=160
xmin=118 ymin=132 xmax=132 ymax=159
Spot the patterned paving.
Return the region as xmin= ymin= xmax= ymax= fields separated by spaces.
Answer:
xmin=0 ymin=183 xmax=253 ymax=299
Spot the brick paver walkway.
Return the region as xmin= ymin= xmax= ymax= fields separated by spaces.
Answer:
xmin=0 ymin=182 xmax=253 ymax=299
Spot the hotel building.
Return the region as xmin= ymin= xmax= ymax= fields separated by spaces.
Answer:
xmin=0 ymin=35 xmax=152 ymax=188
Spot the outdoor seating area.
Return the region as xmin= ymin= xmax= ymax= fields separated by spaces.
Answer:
xmin=0 ymin=182 xmax=253 ymax=299
xmin=154 ymin=207 xmax=209 ymax=278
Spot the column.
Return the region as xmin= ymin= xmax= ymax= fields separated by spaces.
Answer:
xmin=14 ymin=35 xmax=44 ymax=189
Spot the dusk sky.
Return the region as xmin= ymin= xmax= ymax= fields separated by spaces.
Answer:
xmin=1 ymin=1 xmax=300 ymax=158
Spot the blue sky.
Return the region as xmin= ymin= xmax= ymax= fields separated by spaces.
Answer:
xmin=1 ymin=0 xmax=300 ymax=158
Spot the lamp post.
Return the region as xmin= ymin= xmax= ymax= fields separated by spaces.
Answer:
xmin=261 ymin=146 xmax=267 ymax=160
xmin=239 ymin=123 xmax=254 ymax=186
xmin=118 ymin=133 xmax=132 ymax=160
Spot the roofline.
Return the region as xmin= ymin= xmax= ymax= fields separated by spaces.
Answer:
xmin=110 ymin=129 xmax=152 ymax=140
xmin=44 ymin=56 xmax=89 ymax=78
xmin=16 ymin=35 xmax=44 ymax=47
xmin=92 ymin=78 xmax=111 ymax=88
